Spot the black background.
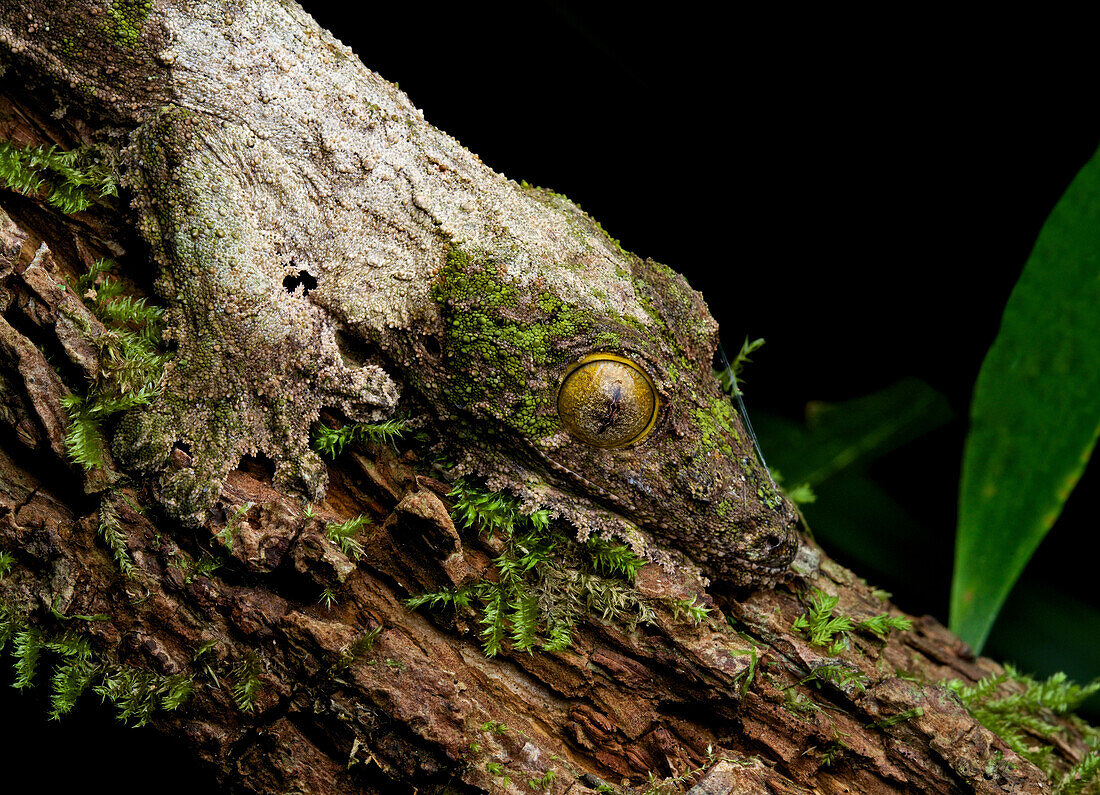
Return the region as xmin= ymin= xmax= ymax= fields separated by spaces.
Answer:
xmin=4 ymin=4 xmax=1100 ymax=791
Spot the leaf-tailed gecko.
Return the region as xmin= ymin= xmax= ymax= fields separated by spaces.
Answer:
xmin=1 ymin=0 xmax=798 ymax=586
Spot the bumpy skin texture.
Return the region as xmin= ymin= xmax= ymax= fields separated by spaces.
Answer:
xmin=0 ymin=0 xmax=797 ymax=585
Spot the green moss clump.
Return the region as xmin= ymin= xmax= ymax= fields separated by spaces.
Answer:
xmin=62 ymin=259 xmax=170 ymax=472
xmin=947 ymin=666 xmax=1100 ymax=792
xmin=0 ymin=141 xmax=118 ymax=214
xmin=0 ymin=597 xmax=192 ymax=725
xmin=406 ymin=480 xmax=653 ymax=656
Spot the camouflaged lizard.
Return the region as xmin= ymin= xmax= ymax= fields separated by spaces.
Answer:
xmin=0 ymin=0 xmax=798 ymax=587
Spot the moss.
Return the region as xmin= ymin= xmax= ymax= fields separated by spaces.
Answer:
xmin=0 ymin=596 xmax=192 ymax=725
xmin=0 ymin=141 xmax=118 ymax=214
xmin=60 ymin=259 xmax=169 ymax=473
xmin=407 ymin=480 xmax=654 ymax=657
xmin=947 ymin=666 xmax=1100 ymax=790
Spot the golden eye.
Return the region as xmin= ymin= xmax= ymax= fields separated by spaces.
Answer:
xmin=557 ymin=353 xmax=659 ymax=448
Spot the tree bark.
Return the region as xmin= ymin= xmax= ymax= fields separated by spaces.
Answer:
xmin=0 ymin=3 xmax=1092 ymax=793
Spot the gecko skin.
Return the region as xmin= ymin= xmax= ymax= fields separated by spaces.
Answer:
xmin=1 ymin=0 xmax=799 ymax=587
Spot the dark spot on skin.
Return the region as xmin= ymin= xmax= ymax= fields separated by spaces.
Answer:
xmin=282 ymin=270 xmax=317 ymax=295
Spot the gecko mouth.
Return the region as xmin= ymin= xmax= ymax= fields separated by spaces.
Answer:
xmin=525 ymin=440 xmax=800 ymax=585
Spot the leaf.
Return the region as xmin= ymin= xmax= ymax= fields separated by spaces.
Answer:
xmin=951 ymin=146 xmax=1100 ymax=652
xmin=791 ymin=470 xmax=941 ymax=586
xmin=753 ymin=378 xmax=953 ymax=488
xmin=751 ymin=382 xmax=953 ymax=597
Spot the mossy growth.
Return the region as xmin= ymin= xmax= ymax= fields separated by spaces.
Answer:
xmin=429 ymin=245 xmax=592 ymax=440
xmin=0 ymin=141 xmax=118 ymax=214
xmin=332 ymin=627 xmax=382 ymax=673
xmin=325 ymin=515 xmax=370 ymax=561
xmin=716 ymin=337 xmax=766 ymax=399
xmin=231 ymin=652 xmax=263 ymax=712
xmin=0 ymin=597 xmax=192 ymax=725
xmin=670 ymin=596 xmax=711 ymax=625
xmin=313 ymin=418 xmax=408 ymax=458
xmin=63 ymin=259 xmax=171 ymax=472
xmin=407 ymin=479 xmax=657 ymax=656
xmin=640 ymin=746 xmax=739 ymax=794
xmin=97 ymin=493 xmax=137 ymax=578
xmin=947 ymin=666 xmax=1100 ymax=793
xmin=791 ymin=588 xmax=912 ymax=655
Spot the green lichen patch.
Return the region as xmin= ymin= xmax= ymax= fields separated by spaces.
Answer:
xmin=430 ymin=246 xmax=594 ymax=439
xmin=102 ymin=0 xmax=153 ymax=48
xmin=693 ymin=397 xmax=744 ymax=457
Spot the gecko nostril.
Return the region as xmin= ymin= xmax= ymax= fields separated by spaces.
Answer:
xmin=422 ymin=334 xmax=442 ymax=360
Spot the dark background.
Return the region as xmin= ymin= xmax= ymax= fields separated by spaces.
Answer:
xmin=4 ymin=4 xmax=1099 ymax=790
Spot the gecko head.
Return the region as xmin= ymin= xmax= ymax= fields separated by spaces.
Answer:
xmin=411 ymin=242 xmax=800 ymax=587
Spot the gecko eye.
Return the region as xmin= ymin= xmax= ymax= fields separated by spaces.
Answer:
xmin=557 ymin=353 xmax=659 ymax=448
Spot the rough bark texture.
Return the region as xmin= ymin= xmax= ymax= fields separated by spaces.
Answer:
xmin=0 ymin=3 xmax=1094 ymax=794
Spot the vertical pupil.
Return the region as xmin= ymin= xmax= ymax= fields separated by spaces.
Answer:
xmin=596 ymin=382 xmax=623 ymax=434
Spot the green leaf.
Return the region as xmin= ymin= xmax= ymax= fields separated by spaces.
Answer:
xmin=753 ymin=378 xmax=953 ymax=488
xmin=752 ymin=380 xmax=952 ymax=585
xmin=951 ymin=147 xmax=1100 ymax=653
